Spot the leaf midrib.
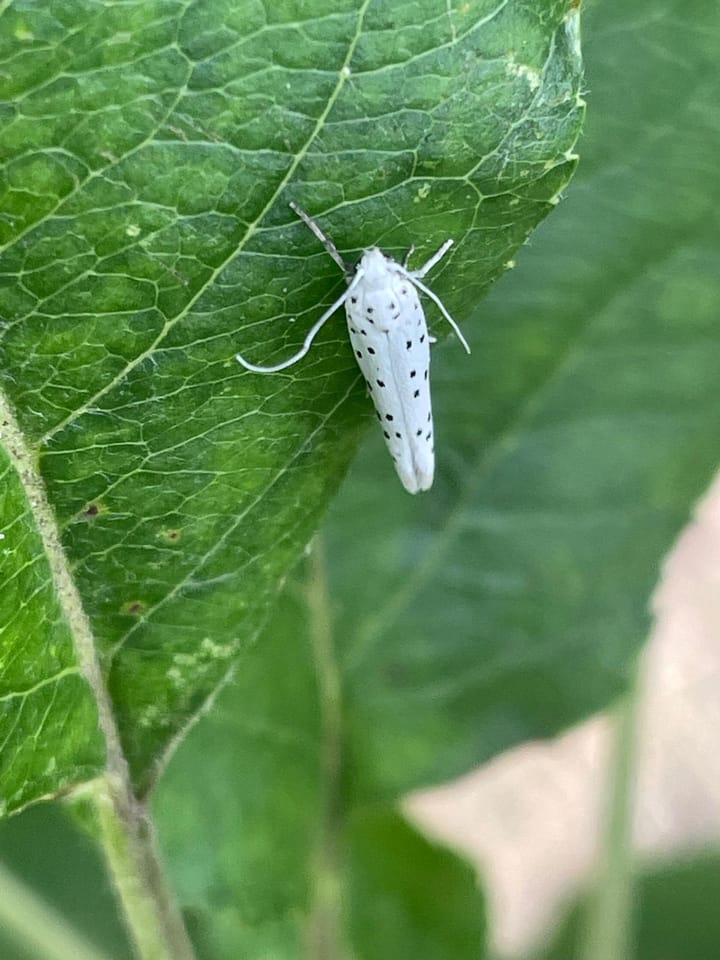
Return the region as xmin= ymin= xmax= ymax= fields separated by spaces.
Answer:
xmin=0 ymin=386 xmax=124 ymax=779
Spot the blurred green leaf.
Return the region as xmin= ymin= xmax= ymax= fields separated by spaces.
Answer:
xmin=346 ymin=809 xmax=485 ymax=960
xmin=0 ymin=0 xmax=582 ymax=812
xmin=0 ymin=802 xmax=131 ymax=960
xmin=531 ymin=854 xmax=720 ymax=960
xmin=157 ymin=582 xmax=486 ymax=960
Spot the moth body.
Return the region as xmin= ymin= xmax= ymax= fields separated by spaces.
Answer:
xmin=235 ymin=204 xmax=470 ymax=494
xmin=346 ymin=249 xmax=433 ymax=493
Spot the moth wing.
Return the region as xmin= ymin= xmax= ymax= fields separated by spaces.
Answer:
xmin=346 ymin=288 xmax=433 ymax=494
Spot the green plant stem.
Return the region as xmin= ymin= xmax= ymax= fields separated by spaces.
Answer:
xmin=306 ymin=536 xmax=349 ymax=960
xmin=0 ymin=860 xmax=113 ymax=960
xmin=93 ymin=777 xmax=197 ymax=960
xmin=581 ymin=668 xmax=641 ymax=960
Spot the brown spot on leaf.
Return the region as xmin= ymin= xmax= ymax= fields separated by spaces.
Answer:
xmin=124 ymin=600 xmax=147 ymax=616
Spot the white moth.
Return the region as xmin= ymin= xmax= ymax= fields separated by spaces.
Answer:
xmin=235 ymin=203 xmax=470 ymax=494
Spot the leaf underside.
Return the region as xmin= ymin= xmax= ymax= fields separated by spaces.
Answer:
xmin=0 ymin=0 xmax=583 ymax=811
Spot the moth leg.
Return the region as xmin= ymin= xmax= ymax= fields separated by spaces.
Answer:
xmin=411 ymin=276 xmax=471 ymax=355
xmin=236 ymin=270 xmax=364 ymax=372
xmin=411 ymin=239 xmax=454 ymax=278
xmin=400 ymin=239 xmax=470 ymax=354
xmin=402 ymin=244 xmax=416 ymax=268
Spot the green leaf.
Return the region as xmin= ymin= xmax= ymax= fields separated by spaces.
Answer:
xmin=531 ymin=854 xmax=720 ymax=960
xmin=0 ymin=0 xmax=582 ymax=810
xmin=0 ymin=429 xmax=105 ymax=813
xmin=346 ymin=809 xmax=486 ymax=960
xmin=0 ymin=801 xmax=131 ymax=960
xmin=156 ymin=582 xmax=486 ymax=960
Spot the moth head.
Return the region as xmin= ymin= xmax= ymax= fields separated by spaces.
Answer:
xmin=356 ymin=247 xmax=392 ymax=287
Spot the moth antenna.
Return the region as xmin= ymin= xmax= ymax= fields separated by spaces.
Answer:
xmin=289 ymin=201 xmax=350 ymax=273
xmin=236 ymin=270 xmax=365 ymax=373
